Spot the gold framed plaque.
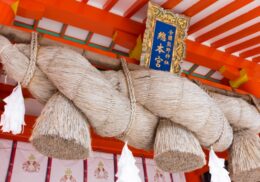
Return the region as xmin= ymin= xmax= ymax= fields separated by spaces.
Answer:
xmin=141 ymin=2 xmax=189 ymax=73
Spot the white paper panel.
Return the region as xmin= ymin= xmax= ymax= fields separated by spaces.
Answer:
xmin=181 ymin=60 xmax=194 ymax=71
xmin=65 ymin=25 xmax=89 ymax=40
xmin=11 ymin=142 xmax=48 ymax=182
xmin=50 ymin=159 xmax=84 ymax=182
xmin=113 ymin=44 xmax=130 ymax=53
xmin=194 ymin=65 xmax=211 ymax=75
xmin=38 ymin=18 xmax=63 ymax=33
xmin=211 ymin=71 xmax=224 ymax=80
xmin=87 ymin=152 xmax=114 ymax=182
xmin=15 ymin=16 xmax=34 ymax=25
xmin=0 ymin=139 xmax=12 ymax=181
xmin=145 ymin=159 xmax=172 ymax=182
xmin=90 ymin=33 xmax=112 ymax=47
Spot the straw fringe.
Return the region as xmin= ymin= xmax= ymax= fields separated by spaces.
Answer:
xmin=30 ymin=93 xmax=91 ymax=160
xmin=154 ymin=119 xmax=206 ymax=172
xmin=229 ymin=131 xmax=260 ymax=182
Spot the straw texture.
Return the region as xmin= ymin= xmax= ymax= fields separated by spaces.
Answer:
xmin=104 ymin=70 xmax=233 ymax=151
xmin=13 ymin=42 xmax=233 ymax=151
xmin=30 ymin=93 xmax=91 ymax=160
xmin=154 ymin=119 xmax=206 ymax=172
xmin=36 ymin=46 xmax=158 ymax=150
xmin=212 ymin=93 xmax=260 ymax=133
xmin=229 ymin=131 xmax=260 ymax=182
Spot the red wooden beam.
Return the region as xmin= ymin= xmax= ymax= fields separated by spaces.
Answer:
xmin=161 ymin=0 xmax=182 ymax=9
xmin=188 ymin=0 xmax=253 ymax=34
xmin=240 ymin=46 xmax=260 ymax=58
xmin=252 ymin=56 xmax=260 ymax=63
xmin=183 ymin=0 xmax=217 ymax=17
xmin=0 ymin=0 xmax=16 ymax=25
xmin=123 ymin=0 xmax=148 ymax=18
xmin=103 ymin=0 xmax=118 ymax=11
xmin=196 ymin=7 xmax=260 ymax=43
xmin=225 ymin=36 xmax=260 ymax=54
xmin=211 ymin=23 xmax=260 ymax=48
xmin=17 ymin=0 xmax=145 ymax=37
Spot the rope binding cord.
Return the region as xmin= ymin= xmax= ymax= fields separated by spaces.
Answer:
xmin=21 ymin=32 xmax=38 ymax=87
xmin=117 ymin=58 xmax=137 ymax=139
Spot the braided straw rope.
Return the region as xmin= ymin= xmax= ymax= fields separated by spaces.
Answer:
xmin=21 ymin=32 xmax=38 ymax=87
xmin=117 ymin=58 xmax=137 ymax=139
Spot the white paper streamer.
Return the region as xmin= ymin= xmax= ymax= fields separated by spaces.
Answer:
xmin=209 ymin=147 xmax=231 ymax=182
xmin=0 ymin=83 xmax=25 ymax=134
xmin=116 ymin=142 xmax=142 ymax=182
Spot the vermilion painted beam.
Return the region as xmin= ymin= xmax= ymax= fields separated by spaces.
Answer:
xmin=239 ymin=46 xmax=260 ymax=58
xmin=123 ymin=0 xmax=148 ymax=18
xmin=0 ymin=1 xmax=15 ymax=25
xmin=188 ymin=0 xmax=253 ymax=34
xmin=225 ymin=36 xmax=260 ymax=54
xmin=196 ymin=7 xmax=260 ymax=43
xmin=103 ymin=0 xmax=118 ymax=11
xmin=252 ymin=56 xmax=260 ymax=63
xmin=17 ymin=0 xmax=145 ymax=37
xmin=211 ymin=23 xmax=260 ymax=48
xmin=161 ymin=0 xmax=182 ymax=9
xmin=183 ymin=0 xmax=217 ymax=17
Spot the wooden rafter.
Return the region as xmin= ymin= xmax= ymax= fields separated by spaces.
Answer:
xmin=161 ymin=0 xmax=182 ymax=10
xmin=183 ymin=0 xmax=217 ymax=17
xmin=103 ymin=0 xmax=118 ymax=11
xmin=123 ymin=0 xmax=148 ymax=18
xmin=240 ymin=46 xmax=260 ymax=58
xmin=188 ymin=0 xmax=253 ymax=34
xmin=196 ymin=7 xmax=260 ymax=43
xmin=252 ymin=56 xmax=260 ymax=63
xmin=211 ymin=23 xmax=260 ymax=48
xmin=225 ymin=36 xmax=260 ymax=53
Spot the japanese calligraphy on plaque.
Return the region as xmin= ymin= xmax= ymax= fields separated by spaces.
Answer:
xmin=141 ymin=2 xmax=189 ymax=73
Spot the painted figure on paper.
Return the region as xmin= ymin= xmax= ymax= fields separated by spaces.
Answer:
xmin=22 ymin=154 xmax=40 ymax=172
xmin=94 ymin=161 xmax=109 ymax=179
xmin=60 ymin=168 xmax=77 ymax=182
xmin=154 ymin=168 xmax=166 ymax=182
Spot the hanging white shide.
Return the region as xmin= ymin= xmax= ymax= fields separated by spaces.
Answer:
xmin=116 ymin=142 xmax=142 ymax=182
xmin=209 ymin=147 xmax=231 ymax=182
xmin=0 ymin=83 xmax=25 ymax=134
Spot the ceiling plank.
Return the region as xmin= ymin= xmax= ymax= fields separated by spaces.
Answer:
xmin=225 ymin=36 xmax=260 ymax=54
xmin=196 ymin=7 xmax=260 ymax=43
xmin=240 ymin=46 xmax=260 ymax=58
xmin=188 ymin=0 xmax=253 ymax=34
xmin=211 ymin=23 xmax=260 ymax=48
xmin=123 ymin=0 xmax=148 ymax=18
xmin=183 ymin=0 xmax=217 ymax=17
xmin=161 ymin=0 xmax=182 ymax=10
xmin=103 ymin=0 xmax=118 ymax=11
